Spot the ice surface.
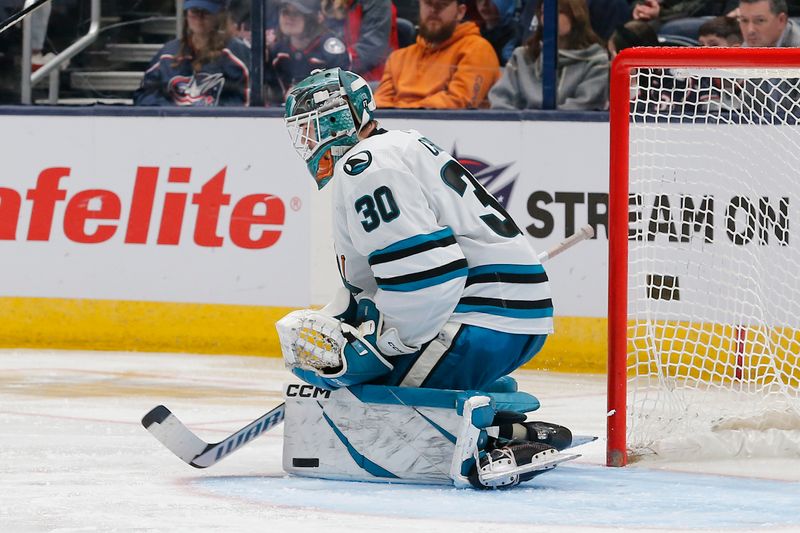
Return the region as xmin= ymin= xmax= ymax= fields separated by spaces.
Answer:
xmin=1 ymin=350 xmax=799 ymax=533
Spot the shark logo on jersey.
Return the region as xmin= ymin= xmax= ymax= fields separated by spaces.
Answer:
xmin=343 ymin=151 xmax=373 ymax=175
xmin=453 ymin=146 xmax=517 ymax=209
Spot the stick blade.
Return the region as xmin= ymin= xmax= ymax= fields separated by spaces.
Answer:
xmin=141 ymin=405 xmax=210 ymax=466
xmin=141 ymin=405 xmax=171 ymax=428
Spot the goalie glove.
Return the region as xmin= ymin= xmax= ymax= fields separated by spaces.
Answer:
xmin=276 ymin=298 xmax=393 ymax=389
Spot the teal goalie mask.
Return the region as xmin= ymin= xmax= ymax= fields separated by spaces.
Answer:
xmin=285 ymin=68 xmax=377 ymax=189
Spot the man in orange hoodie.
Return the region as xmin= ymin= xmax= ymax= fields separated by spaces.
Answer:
xmin=375 ymin=0 xmax=500 ymax=108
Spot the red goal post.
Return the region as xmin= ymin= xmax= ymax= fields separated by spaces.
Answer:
xmin=607 ymin=47 xmax=800 ymax=467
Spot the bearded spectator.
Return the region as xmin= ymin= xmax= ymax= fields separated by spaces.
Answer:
xmin=374 ymin=0 xmax=500 ymax=108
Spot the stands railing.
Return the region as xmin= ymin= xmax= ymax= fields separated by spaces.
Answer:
xmin=21 ymin=0 xmax=101 ymax=104
xmin=13 ymin=0 xmax=561 ymax=109
xmin=250 ymin=0 xmax=265 ymax=107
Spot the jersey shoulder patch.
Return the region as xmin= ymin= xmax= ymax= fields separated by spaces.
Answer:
xmin=343 ymin=150 xmax=373 ymax=176
xmin=323 ymin=37 xmax=346 ymax=55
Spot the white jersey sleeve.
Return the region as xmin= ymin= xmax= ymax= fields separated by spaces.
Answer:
xmin=331 ymin=129 xmax=553 ymax=350
xmin=332 ymin=139 xmax=468 ymax=350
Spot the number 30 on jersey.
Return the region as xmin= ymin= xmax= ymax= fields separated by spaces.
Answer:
xmin=354 ymin=186 xmax=400 ymax=232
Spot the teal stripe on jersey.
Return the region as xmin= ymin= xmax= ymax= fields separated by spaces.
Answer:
xmin=454 ymin=304 xmax=554 ymax=319
xmin=378 ymin=266 xmax=468 ymax=292
xmin=368 ymin=228 xmax=455 ymax=263
xmin=467 ymin=264 xmax=545 ymax=276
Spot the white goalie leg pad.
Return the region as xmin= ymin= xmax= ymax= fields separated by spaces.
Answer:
xmin=282 ymin=384 xmax=557 ymax=487
xmin=450 ymin=395 xmax=493 ymax=488
xmin=282 ymin=383 xmax=467 ymax=484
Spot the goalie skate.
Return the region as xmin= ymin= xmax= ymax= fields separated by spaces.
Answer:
xmin=468 ymin=441 xmax=579 ymax=489
xmin=523 ymin=421 xmax=573 ymax=451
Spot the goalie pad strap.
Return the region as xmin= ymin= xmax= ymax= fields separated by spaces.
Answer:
xmin=399 ymin=322 xmax=461 ymax=387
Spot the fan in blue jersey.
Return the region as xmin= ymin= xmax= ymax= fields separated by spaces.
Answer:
xmin=133 ymin=0 xmax=251 ymax=107
xmin=277 ymin=67 xmax=571 ymax=489
xmin=265 ymin=0 xmax=350 ymax=105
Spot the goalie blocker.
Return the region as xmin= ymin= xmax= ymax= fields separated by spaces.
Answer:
xmin=282 ymin=380 xmax=579 ymax=489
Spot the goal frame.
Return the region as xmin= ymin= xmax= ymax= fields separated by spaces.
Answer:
xmin=607 ymin=47 xmax=800 ymax=467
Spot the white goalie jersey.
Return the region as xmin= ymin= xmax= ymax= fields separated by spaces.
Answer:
xmin=331 ymin=129 xmax=553 ymax=351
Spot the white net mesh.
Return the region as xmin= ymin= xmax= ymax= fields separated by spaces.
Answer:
xmin=626 ymin=66 xmax=800 ymax=459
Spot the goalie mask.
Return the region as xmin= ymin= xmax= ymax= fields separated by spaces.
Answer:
xmin=284 ymin=68 xmax=376 ymax=189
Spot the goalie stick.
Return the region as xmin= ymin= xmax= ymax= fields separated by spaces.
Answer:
xmin=141 ymin=224 xmax=596 ymax=468
xmin=537 ymin=224 xmax=594 ymax=263
xmin=141 ymin=403 xmax=284 ymax=468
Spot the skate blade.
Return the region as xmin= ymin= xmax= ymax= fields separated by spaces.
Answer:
xmin=567 ymin=435 xmax=598 ymax=449
xmin=479 ymin=450 xmax=580 ymax=483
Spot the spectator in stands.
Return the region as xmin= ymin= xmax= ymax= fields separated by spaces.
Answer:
xmin=676 ymin=17 xmax=743 ymax=114
xmin=631 ymin=0 xmax=737 ymax=42
xmin=737 ymin=1 xmax=800 ymax=120
xmin=29 ymin=1 xmax=53 ymax=71
xmin=607 ymin=19 xmax=659 ymax=59
xmin=476 ymin=0 xmax=520 ymax=65
xmin=738 ymin=0 xmax=800 ymax=46
xmin=375 ymin=0 xmax=500 ymax=108
xmin=698 ymin=15 xmax=743 ymax=45
xmin=586 ymin=0 xmax=633 ymax=40
xmin=633 ymin=0 xmax=715 ymax=26
xmin=321 ymin=0 xmax=398 ymax=82
xmin=608 ymin=20 xmax=678 ymax=115
xmin=266 ymin=0 xmax=350 ymax=104
xmin=518 ymin=0 xmax=632 ymax=43
xmin=394 ymin=0 xmax=420 ymax=24
xmin=134 ymin=0 xmax=251 ymax=106
xmin=489 ymin=0 xmax=608 ymax=110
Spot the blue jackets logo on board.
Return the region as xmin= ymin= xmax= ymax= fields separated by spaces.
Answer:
xmin=453 ymin=146 xmax=517 ymax=209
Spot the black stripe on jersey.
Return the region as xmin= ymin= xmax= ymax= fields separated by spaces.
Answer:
xmin=457 ymin=296 xmax=554 ymax=309
xmin=375 ymin=259 xmax=468 ymax=287
xmin=464 ymin=271 xmax=549 ymax=287
xmin=368 ymin=235 xmax=458 ymax=266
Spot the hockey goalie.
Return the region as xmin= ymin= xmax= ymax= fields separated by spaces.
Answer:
xmin=276 ymin=68 xmax=579 ymax=489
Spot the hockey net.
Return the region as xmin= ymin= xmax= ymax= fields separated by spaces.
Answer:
xmin=607 ymin=48 xmax=800 ymax=466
